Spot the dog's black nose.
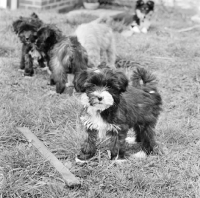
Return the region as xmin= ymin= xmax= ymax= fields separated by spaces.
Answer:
xmin=98 ymin=96 xmax=103 ymax=101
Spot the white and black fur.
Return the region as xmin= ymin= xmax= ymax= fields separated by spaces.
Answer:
xmin=74 ymin=67 xmax=162 ymax=162
xmin=134 ymin=0 xmax=155 ymax=33
xmin=112 ymin=0 xmax=154 ymax=34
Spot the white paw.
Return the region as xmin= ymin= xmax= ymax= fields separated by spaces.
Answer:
xmin=115 ymin=159 xmax=127 ymax=164
xmin=131 ymin=26 xmax=141 ymax=33
xmin=41 ymin=66 xmax=48 ymax=71
xmin=75 ymin=157 xmax=88 ymax=164
xmin=141 ymin=28 xmax=148 ymax=34
xmin=47 ymin=90 xmax=57 ymax=95
xmin=65 ymin=82 xmax=73 ymax=88
xmin=24 ymin=76 xmax=33 ymax=79
xmin=133 ymin=151 xmax=147 ymax=159
xmin=125 ymin=136 xmax=136 ymax=144
xmin=18 ymin=69 xmax=24 ymax=72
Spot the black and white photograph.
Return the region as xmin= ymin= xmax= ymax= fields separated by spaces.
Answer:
xmin=0 ymin=0 xmax=200 ymax=197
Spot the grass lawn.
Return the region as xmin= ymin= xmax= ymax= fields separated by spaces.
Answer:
xmin=0 ymin=6 xmax=200 ymax=198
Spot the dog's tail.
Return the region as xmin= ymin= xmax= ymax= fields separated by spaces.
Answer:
xmin=131 ymin=67 xmax=157 ymax=89
xmin=131 ymin=67 xmax=162 ymax=109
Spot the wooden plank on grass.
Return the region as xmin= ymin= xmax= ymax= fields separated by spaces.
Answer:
xmin=17 ymin=127 xmax=80 ymax=187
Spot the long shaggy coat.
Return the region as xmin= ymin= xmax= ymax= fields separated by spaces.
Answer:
xmin=75 ymin=20 xmax=116 ymax=68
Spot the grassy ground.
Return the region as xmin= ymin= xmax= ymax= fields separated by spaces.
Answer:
xmin=0 ymin=6 xmax=200 ymax=198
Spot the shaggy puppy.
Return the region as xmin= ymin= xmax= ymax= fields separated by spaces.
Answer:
xmin=74 ymin=67 xmax=162 ymax=162
xmin=49 ymin=36 xmax=89 ymax=94
xmin=35 ymin=25 xmax=89 ymax=94
xmin=75 ymin=20 xmax=116 ymax=68
xmin=135 ymin=0 xmax=154 ymax=33
xmin=13 ymin=13 xmax=44 ymax=76
xmin=112 ymin=0 xmax=154 ymax=34
xmin=35 ymin=25 xmax=62 ymax=68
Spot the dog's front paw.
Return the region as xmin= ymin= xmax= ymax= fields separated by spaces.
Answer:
xmin=75 ymin=156 xmax=88 ymax=164
xmin=75 ymin=149 xmax=94 ymax=163
xmin=133 ymin=150 xmax=147 ymax=159
xmin=75 ymin=151 xmax=93 ymax=164
xmin=18 ymin=69 xmax=24 ymax=73
xmin=141 ymin=28 xmax=148 ymax=34
xmin=24 ymin=70 xmax=34 ymax=77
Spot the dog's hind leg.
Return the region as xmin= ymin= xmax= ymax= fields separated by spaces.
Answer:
xmin=134 ymin=124 xmax=157 ymax=156
xmin=24 ymin=54 xmax=34 ymax=76
xmin=19 ymin=45 xmax=26 ymax=70
xmin=87 ymin=46 xmax=101 ymax=67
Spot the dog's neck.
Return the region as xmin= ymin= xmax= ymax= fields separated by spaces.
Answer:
xmin=80 ymin=105 xmax=120 ymax=139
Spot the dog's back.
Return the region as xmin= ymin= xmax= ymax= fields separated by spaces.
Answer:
xmin=75 ymin=20 xmax=116 ymax=68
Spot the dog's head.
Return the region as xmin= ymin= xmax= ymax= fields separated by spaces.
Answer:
xmin=135 ymin=0 xmax=154 ymax=19
xmin=16 ymin=23 xmax=38 ymax=44
xmin=74 ymin=68 xmax=128 ymax=112
xmin=13 ymin=13 xmax=42 ymax=44
xmin=36 ymin=25 xmax=62 ymax=52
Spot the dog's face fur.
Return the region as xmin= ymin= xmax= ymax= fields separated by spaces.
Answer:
xmin=36 ymin=26 xmax=62 ymax=52
xmin=135 ymin=0 xmax=154 ymax=20
xmin=13 ymin=13 xmax=42 ymax=45
xmin=74 ymin=69 xmax=128 ymax=112
xmin=18 ymin=24 xmax=37 ymax=45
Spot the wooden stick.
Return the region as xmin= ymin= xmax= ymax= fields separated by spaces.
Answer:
xmin=17 ymin=127 xmax=80 ymax=187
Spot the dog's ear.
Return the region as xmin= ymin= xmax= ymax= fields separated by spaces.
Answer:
xmin=39 ymin=26 xmax=61 ymax=44
xmin=31 ymin=12 xmax=39 ymax=19
xmin=147 ymin=1 xmax=154 ymax=10
xmin=136 ymin=0 xmax=144 ymax=8
xmin=115 ymin=71 xmax=129 ymax=92
xmin=12 ymin=20 xmax=22 ymax=34
xmin=74 ymin=70 xmax=89 ymax=92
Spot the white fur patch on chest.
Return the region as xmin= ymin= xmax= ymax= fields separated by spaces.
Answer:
xmin=80 ymin=106 xmax=120 ymax=139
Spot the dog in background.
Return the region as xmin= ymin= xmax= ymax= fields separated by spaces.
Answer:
xmin=112 ymin=0 xmax=155 ymax=34
xmin=74 ymin=67 xmax=162 ymax=162
xmin=13 ymin=13 xmax=44 ymax=76
xmin=35 ymin=25 xmax=90 ymax=94
xmin=49 ymin=36 xmax=89 ymax=94
xmin=35 ymin=24 xmax=62 ymax=68
xmin=75 ymin=19 xmax=116 ymax=68
xmin=135 ymin=0 xmax=154 ymax=33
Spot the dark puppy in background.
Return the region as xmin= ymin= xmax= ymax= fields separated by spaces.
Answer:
xmin=35 ymin=25 xmax=62 ymax=68
xmin=135 ymin=0 xmax=154 ymax=33
xmin=112 ymin=0 xmax=154 ymax=34
xmin=35 ymin=25 xmax=89 ymax=94
xmin=13 ymin=13 xmax=44 ymax=76
xmin=74 ymin=67 xmax=162 ymax=162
